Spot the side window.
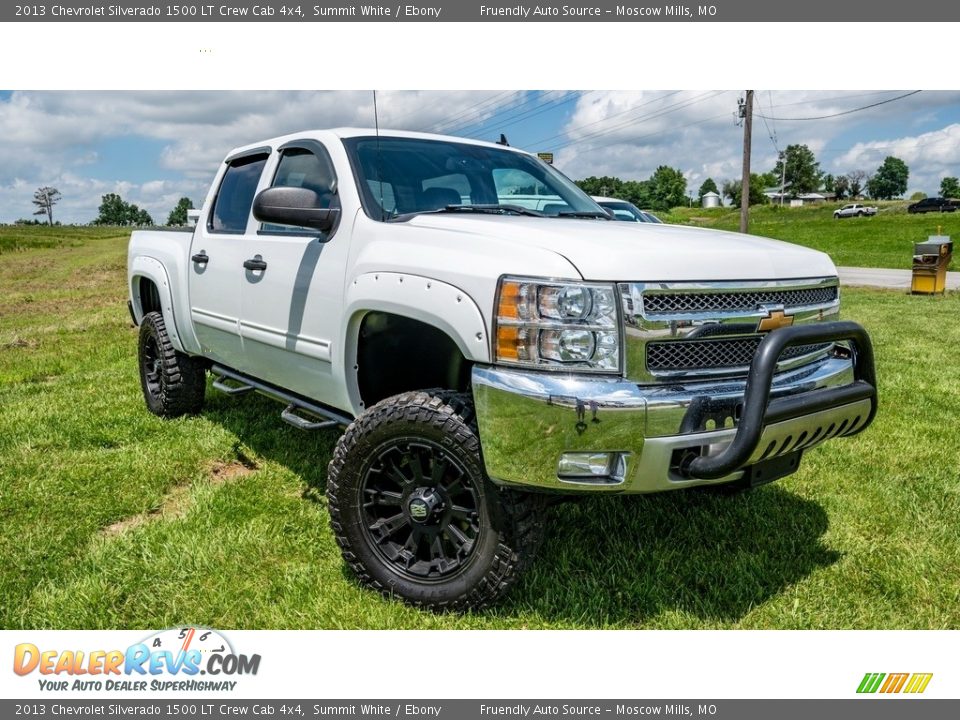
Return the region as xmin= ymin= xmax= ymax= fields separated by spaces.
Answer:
xmin=261 ymin=146 xmax=339 ymax=235
xmin=210 ymin=153 xmax=269 ymax=233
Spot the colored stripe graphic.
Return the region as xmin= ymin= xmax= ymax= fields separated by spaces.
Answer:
xmin=857 ymin=673 xmax=885 ymax=693
xmin=857 ymin=672 xmax=932 ymax=694
xmin=903 ymin=673 xmax=933 ymax=694
xmin=880 ymin=673 xmax=909 ymax=693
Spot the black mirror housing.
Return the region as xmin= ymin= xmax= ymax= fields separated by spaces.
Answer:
xmin=252 ymin=186 xmax=339 ymax=233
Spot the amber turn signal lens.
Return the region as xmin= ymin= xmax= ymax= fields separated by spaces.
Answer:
xmin=496 ymin=326 xmax=520 ymax=360
xmin=497 ymin=281 xmax=521 ymax=320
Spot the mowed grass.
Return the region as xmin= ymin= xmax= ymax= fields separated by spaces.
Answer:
xmin=1 ymin=226 xmax=959 ymax=629
xmin=663 ymin=202 xmax=960 ymax=271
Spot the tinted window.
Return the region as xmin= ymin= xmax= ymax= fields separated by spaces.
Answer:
xmin=211 ymin=154 xmax=268 ymax=233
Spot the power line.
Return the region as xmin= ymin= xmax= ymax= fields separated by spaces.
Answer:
xmin=450 ymin=91 xmax=582 ymax=139
xmin=428 ymin=90 xmax=520 ymax=134
xmin=538 ymin=90 xmax=727 ymax=154
xmin=524 ymin=90 xmax=684 ymax=148
xmin=755 ymin=90 xmax=921 ymax=121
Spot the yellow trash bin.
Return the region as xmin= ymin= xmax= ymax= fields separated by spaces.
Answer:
xmin=912 ymin=236 xmax=953 ymax=294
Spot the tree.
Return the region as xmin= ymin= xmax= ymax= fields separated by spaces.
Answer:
xmin=773 ymin=144 xmax=821 ymax=195
xmin=32 ymin=186 xmax=61 ymax=225
xmin=166 ymin=197 xmax=194 ymax=226
xmin=940 ymin=177 xmax=960 ymax=199
xmin=575 ymin=176 xmax=624 ymax=198
xmin=833 ymin=175 xmax=849 ymax=200
xmin=697 ymin=178 xmax=719 ymax=200
xmin=647 ymin=165 xmax=687 ymax=211
xmin=846 ymin=170 xmax=867 ymax=199
xmin=95 ymin=193 xmax=153 ymax=226
xmin=866 ymin=156 xmax=909 ymax=200
xmin=909 ymin=191 xmax=927 ymax=201
xmin=721 ymin=175 xmax=767 ymax=207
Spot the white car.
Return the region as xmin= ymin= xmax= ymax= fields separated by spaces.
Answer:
xmin=127 ymin=128 xmax=877 ymax=610
xmin=592 ymin=196 xmax=663 ymax=223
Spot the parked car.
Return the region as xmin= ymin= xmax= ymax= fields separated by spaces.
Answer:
xmin=592 ymin=196 xmax=662 ymax=223
xmin=833 ymin=203 xmax=878 ymax=219
xmin=907 ymin=197 xmax=958 ymax=214
xmin=127 ymin=128 xmax=877 ymax=610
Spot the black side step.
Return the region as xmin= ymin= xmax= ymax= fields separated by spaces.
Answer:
xmin=210 ymin=364 xmax=352 ymax=430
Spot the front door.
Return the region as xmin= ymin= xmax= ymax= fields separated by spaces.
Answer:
xmin=237 ymin=140 xmax=348 ymax=404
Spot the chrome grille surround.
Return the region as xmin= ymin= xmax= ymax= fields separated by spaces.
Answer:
xmin=619 ymin=277 xmax=841 ymax=384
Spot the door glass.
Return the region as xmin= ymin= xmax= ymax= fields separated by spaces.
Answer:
xmin=210 ymin=154 xmax=269 ymax=233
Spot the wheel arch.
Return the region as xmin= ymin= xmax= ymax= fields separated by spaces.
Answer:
xmin=129 ymin=256 xmax=187 ymax=353
xmin=341 ymin=273 xmax=491 ymax=414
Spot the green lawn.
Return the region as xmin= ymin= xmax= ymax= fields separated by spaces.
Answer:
xmin=662 ymin=202 xmax=959 ymax=271
xmin=1 ymin=226 xmax=958 ymax=629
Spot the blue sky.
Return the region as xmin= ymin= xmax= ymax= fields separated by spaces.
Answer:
xmin=2 ymin=90 xmax=959 ymax=223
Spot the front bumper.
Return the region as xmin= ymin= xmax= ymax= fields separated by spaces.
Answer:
xmin=472 ymin=321 xmax=877 ymax=494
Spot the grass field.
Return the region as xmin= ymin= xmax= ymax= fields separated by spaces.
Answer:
xmin=1 ymin=226 xmax=959 ymax=629
xmin=662 ymin=202 xmax=960 ymax=271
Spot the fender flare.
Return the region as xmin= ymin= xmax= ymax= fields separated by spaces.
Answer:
xmin=129 ymin=256 xmax=187 ymax=353
xmin=339 ymin=272 xmax=490 ymax=413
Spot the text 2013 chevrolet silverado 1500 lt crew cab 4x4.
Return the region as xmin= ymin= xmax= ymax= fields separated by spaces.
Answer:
xmin=128 ymin=129 xmax=878 ymax=610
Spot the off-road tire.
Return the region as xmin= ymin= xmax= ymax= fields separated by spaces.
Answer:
xmin=327 ymin=389 xmax=546 ymax=611
xmin=138 ymin=311 xmax=206 ymax=417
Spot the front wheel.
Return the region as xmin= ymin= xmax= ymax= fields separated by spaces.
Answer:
xmin=327 ymin=390 xmax=545 ymax=611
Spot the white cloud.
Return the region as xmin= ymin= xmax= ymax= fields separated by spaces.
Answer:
xmin=1 ymin=89 xmax=959 ymax=222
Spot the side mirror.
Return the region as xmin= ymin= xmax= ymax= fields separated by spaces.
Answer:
xmin=252 ymin=186 xmax=339 ymax=233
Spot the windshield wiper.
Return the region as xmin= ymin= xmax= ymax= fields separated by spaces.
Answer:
xmin=437 ymin=204 xmax=545 ymax=217
xmin=388 ymin=204 xmax=545 ymax=221
xmin=555 ymin=210 xmax=611 ymax=219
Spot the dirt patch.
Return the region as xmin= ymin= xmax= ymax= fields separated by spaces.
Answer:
xmin=2 ymin=336 xmax=39 ymax=350
xmin=102 ymin=459 xmax=257 ymax=537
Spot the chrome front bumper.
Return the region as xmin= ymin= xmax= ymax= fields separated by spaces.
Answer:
xmin=472 ymin=322 xmax=877 ymax=494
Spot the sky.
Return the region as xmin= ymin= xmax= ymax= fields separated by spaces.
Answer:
xmin=2 ymin=89 xmax=960 ymax=224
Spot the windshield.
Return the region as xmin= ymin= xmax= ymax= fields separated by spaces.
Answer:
xmin=343 ymin=136 xmax=605 ymax=221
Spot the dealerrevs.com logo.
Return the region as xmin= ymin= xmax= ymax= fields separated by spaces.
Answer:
xmin=857 ymin=672 xmax=933 ymax=694
xmin=13 ymin=628 xmax=260 ymax=692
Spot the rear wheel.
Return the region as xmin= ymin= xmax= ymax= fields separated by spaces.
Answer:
xmin=327 ymin=390 xmax=545 ymax=611
xmin=138 ymin=311 xmax=206 ymax=417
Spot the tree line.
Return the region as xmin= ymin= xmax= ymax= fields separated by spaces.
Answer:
xmin=16 ymin=189 xmax=194 ymax=227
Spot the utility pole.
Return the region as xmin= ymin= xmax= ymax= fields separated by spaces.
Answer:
xmin=779 ymin=149 xmax=787 ymax=207
xmin=739 ymin=90 xmax=754 ymax=233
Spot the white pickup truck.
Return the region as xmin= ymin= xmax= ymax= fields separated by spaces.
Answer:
xmin=128 ymin=128 xmax=877 ymax=610
xmin=833 ymin=203 xmax=878 ymax=218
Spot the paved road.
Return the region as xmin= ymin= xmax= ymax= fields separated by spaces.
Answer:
xmin=839 ymin=266 xmax=960 ymax=291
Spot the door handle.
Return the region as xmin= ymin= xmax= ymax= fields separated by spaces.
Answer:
xmin=191 ymin=252 xmax=209 ymax=264
xmin=243 ymin=257 xmax=267 ymax=272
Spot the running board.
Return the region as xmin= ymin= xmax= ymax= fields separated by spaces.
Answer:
xmin=281 ymin=405 xmax=339 ymax=431
xmin=210 ymin=364 xmax=352 ymax=430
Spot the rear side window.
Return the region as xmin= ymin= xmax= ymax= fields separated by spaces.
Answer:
xmin=210 ymin=153 xmax=269 ymax=233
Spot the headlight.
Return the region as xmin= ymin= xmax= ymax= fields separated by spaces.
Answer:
xmin=494 ymin=276 xmax=622 ymax=372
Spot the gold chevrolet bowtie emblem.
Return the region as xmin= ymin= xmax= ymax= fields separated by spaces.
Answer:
xmin=757 ymin=309 xmax=794 ymax=333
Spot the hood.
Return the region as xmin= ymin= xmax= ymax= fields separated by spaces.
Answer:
xmin=404 ymin=214 xmax=837 ymax=282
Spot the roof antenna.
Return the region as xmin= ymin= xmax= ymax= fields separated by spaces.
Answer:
xmin=373 ymin=89 xmax=385 ymax=221
xmin=497 ymin=133 xmax=510 ymax=146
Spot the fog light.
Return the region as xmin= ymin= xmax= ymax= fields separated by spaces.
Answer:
xmin=557 ymin=452 xmax=626 ymax=481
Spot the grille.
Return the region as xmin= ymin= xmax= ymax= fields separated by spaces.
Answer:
xmin=642 ymin=286 xmax=838 ymax=315
xmin=646 ymin=338 xmax=831 ymax=372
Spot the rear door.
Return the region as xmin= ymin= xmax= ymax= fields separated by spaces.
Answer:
xmin=188 ymin=149 xmax=271 ymax=369
xmin=237 ymin=139 xmax=348 ymax=403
